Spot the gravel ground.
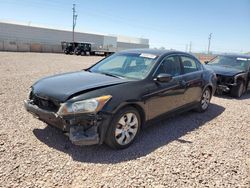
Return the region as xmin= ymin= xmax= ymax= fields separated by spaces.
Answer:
xmin=0 ymin=52 xmax=249 ymax=188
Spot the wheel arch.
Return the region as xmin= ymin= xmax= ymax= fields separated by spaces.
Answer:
xmin=203 ymin=84 xmax=214 ymax=96
xmin=103 ymin=102 xmax=146 ymax=149
xmin=235 ymin=73 xmax=248 ymax=84
xmin=206 ymin=85 xmax=213 ymax=93
xmin=236 ymin=76 xmax=245 ymax=84
xmin=113 ymin=103 xmax=146 ymax=126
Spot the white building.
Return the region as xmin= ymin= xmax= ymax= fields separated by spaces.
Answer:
xmin=0 ymin=21 xmax=149 ymax=53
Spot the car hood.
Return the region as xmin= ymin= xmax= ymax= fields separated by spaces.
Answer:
xmin=205 ymin=65 xmax=244 ymax=76
xmin=32 ymin=71 xmax=130 ymax=102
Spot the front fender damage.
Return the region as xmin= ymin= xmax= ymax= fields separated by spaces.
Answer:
xmin=68 ymin=112 xmax=112 ymax=146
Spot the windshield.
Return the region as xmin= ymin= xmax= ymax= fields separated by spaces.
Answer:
xmin=208 ymin=56 xmax=250 ymax=71
xmin=89 ymin=53 xmax=158 ymax=79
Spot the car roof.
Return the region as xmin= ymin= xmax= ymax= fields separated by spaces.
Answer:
xmin=119 ymin=48 xmax=187 ymax=56
xmin=220 ymin=54 xmax=250 ymax=59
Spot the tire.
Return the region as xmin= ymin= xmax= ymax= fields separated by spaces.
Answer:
xmin=196 ymin=88 xmax=212 ymax=113
xmin=105 ymin=107 xmax=141 ymax=149
xmin=230 ymin=80 xmax=245 ymax=98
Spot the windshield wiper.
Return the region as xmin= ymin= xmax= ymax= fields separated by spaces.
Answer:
xmin=99 ymin=72 xmax=124 ymax=79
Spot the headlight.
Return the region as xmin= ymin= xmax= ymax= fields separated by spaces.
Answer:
xmin=28 ymin=87 xmax=33 ymax=99
xmin=58 ymin=95 xmax=112 ymax=116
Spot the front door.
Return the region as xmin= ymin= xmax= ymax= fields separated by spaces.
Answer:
xmin=145 ymin=55 xmax=186 ymax=120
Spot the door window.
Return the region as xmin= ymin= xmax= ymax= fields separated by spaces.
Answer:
xmin=180 ymin=56 xmax=199 ymax=74
xmin=155 ymin=56 xmax=181 ymax=77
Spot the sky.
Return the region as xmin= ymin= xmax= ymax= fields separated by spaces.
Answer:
xmin=0 ymin=0 xmax=250 ymax=53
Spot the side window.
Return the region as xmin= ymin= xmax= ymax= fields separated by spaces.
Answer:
xmin=155 ymin=56 xmax=181 ymax=77
xmin=181 ymin=56 xmax=199 ymax=74
xmin=195 ymin=59 xmax=203 ymax=70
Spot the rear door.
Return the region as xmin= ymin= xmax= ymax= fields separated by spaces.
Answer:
xmin=179 ymin=55 xmax=204 ymax=104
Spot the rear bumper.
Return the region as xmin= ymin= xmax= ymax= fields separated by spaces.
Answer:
xmin=24 ymin=100 xmax=112 ymax=145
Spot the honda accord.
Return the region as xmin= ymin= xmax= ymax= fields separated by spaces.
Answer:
xmin=25 ymin=49 xmax=217 ymax=149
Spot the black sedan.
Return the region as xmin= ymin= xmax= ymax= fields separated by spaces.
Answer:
xmin=24 ymin=49 xmax=217 ymax=149
xmin=205 ymin=54 xmax=250 ymax=98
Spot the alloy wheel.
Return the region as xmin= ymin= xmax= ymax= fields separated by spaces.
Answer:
xmin=115 ymin=112 xmax=139 ymax=145
xmin=201 ymin=89 xmax=211 ymax=110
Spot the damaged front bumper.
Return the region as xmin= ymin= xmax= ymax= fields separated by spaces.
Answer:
xmin=216 ymin=83 xmax=237 ymax=93
xmin=217 ymin=84 xmax=231 ymax=93
xmin=24 ymin=100 xmax=112 ymax=146
xmin=216 ymin=75 xmax=237 ymax=94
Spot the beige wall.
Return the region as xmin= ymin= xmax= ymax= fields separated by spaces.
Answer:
xmin=0 ymin=22 xmax=149 ymax=53
xmin=0 ymin=40 xmax=62 ymax=53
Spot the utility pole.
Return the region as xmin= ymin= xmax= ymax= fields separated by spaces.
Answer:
xmin=207 ymin=33 xmax=212 ymax=54
xmin=185 ymin=44 xmax=188 ymax=52
xmin=72 ymin=4 xmax=77 ymax=43
xmin=189 ymin=41 xmax=192 ymax=53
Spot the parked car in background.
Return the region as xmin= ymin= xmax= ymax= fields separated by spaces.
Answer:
xmin=61 ymin=41 xmax=79 ymax=55
xmin=74 ymin=43 xmax=91 ymax=56
xmin=205 ymin=54 xmax=250 ymax=98
xmin=24 ymin=49 xmax=217 ymax=149
xmin=61 ymin=41 xmax=114 ymax=56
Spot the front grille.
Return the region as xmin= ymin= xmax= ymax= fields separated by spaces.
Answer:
xmin=32 ymin=95 xmax=60 ymax=112
xmin=217 ymin=75 xmax=234 ymax=85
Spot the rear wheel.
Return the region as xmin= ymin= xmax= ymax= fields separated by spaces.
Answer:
xmin=231 ymin=80 xmax=245 ymax=98
xmin=196 ymin=88 xmax=211 ymax=112
xmin=105 ymin=107 xmax=141 ymax=149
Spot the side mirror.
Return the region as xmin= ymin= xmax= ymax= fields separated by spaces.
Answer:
xmin=154 ymin=73 xmax=172 ymax=82
xmin=204 ymin=61 xmax=209 ymax=64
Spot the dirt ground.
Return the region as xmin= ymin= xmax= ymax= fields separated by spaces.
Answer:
xmin=0 ymin=52 xmax=249 ymax=187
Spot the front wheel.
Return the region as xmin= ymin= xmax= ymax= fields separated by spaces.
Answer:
xmin=105 ymin=107 xmax=141 ymax=149
xmin=196 ymin=88 xmax=211 ymax=112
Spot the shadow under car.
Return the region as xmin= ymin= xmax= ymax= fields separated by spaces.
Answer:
xmin=33 ymin=103 xmax=225 ymax=164
xmin=214 ymin=90 xmax=250 ymax=100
